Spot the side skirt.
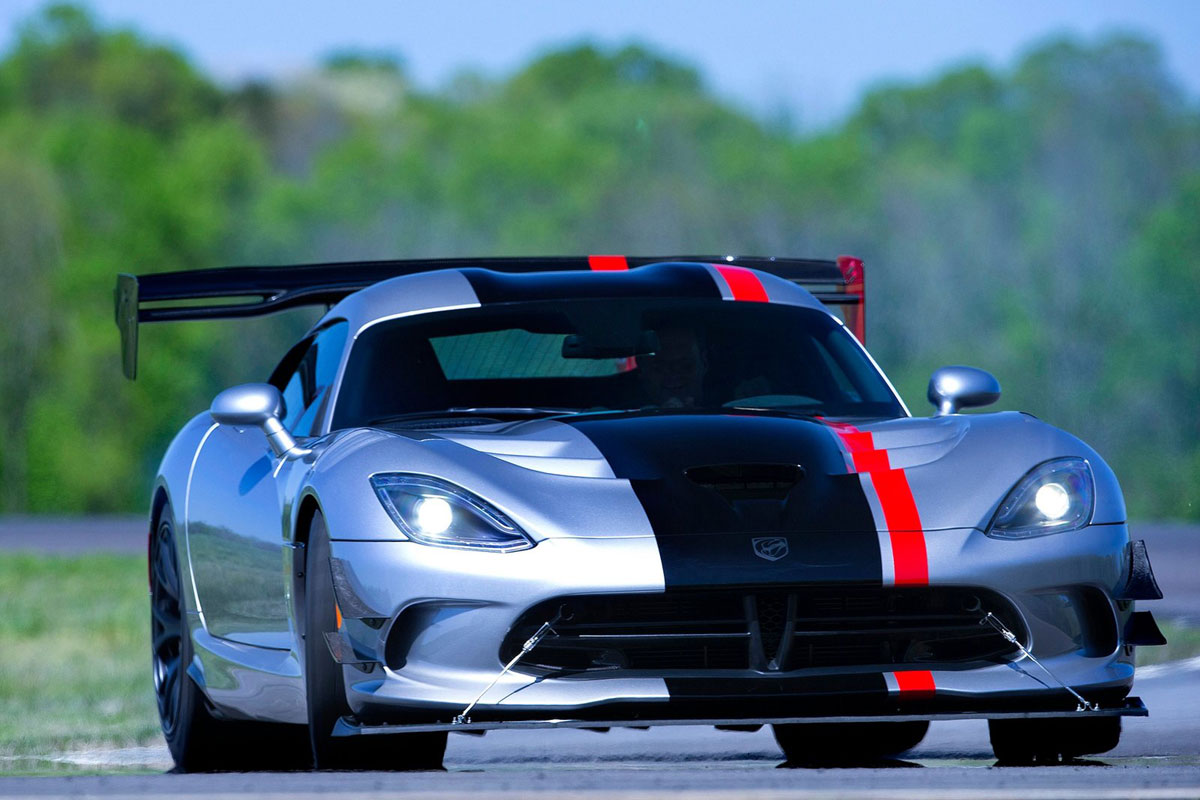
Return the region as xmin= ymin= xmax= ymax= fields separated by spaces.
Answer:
xmin=190 ymin=624 xmax=307 ymax=724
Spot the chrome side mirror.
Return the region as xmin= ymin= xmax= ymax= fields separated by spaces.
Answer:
xmin=210 ymin=383 xmax=308 ymax=459
xmin=927 ymin=366 xmax=1001 ymax=416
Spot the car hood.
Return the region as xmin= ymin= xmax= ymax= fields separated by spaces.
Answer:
xmin=310 ymin=409 xmax=1121 ymax=546
xmin=422 ymin=408 xmax=1121 ymax=535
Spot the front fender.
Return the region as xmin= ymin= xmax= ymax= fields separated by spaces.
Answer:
xmin=296 ymin=428 xmax=656 ymax=543
xmin=891 ymin=412 xmax=1126 ymax=530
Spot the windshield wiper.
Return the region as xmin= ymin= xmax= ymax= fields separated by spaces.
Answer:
xmin=368 ymin=407 xmax=582 ymax=426
xmin=723 ymin=406 xmax=823 ymax=419
xmin=444 ymin=406 xmax=583 ymax=417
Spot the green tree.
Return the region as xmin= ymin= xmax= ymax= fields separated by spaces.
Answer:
xmin=1105 ymin=175 xmax=1200 ymax=518
xmin=0 ymin=5 xmax=271 ymax=511
xmin=0 ymin=155 xmax=61 ymax=511
xmin=2 ymin=6 xmax=1198 ymax=519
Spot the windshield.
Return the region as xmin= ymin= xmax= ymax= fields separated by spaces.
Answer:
xmin=331 ymin=299 xmax=904 ymax=428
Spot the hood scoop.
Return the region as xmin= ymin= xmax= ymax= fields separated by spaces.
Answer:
xmin=685 ymin=463 xmax=805 ymax=502
xmin=401 ymin=417 xmax=501 ymax=430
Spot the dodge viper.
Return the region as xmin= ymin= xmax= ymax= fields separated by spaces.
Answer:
xmin=115 ymin=255 xmax=1166 ymax=771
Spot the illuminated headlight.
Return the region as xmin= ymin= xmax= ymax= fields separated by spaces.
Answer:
xmin=370 ymin=474 xmax=534 ymax=552
xmin=1034 ymin=482 xmax=1071 ymax=520
xmin=986 ymin=458 xmax=1094 ymax=539
xmin=412 ymin=496 xmax=453 ymax=535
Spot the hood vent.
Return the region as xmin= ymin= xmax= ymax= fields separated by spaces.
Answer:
xmin=401 ymin=417 xmax=501 ymax=430
xmin=684 ymin=463 xmax=804 ymax=502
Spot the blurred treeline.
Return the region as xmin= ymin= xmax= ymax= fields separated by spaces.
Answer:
xmin=0 ymin=5 xmax=1197 ymax=518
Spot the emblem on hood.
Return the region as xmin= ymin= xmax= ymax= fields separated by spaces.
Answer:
xmin=752 ymin=536 xmax=789 ymax=562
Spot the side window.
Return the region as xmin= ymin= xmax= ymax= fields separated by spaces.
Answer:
xmin=268 ymin=321 xmax=349 ymax=436
xmin=269 ymin=337 xmax=313 ymax=432
xmin=293 ymin=322 xmax=349 ymax=436
xmin=280 ymin=368 xmax=307 ymax=431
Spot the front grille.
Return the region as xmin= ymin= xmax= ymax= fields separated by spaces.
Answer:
xmin=501 ymin=586 xmax=1024 ymax=675
xmin=756 ymin=593 xmax=788 ymax=666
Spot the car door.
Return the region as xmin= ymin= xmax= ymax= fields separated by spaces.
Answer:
xmin=186 ymin=321 xmax=348 ymax=649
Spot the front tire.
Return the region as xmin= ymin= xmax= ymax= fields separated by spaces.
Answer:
xmin=988 ymin=716 xmax=1120 ymax=763
xmin=151 ymin=504 xmax=308 ymax=772
xmin=303 ymin=511 xmax=446 ymax=770
xmin=772 ymin=721 xmax=929 ymax=764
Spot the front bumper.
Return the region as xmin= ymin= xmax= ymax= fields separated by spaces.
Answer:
xmin=329 ymin=522 xmax=1145 ymax=725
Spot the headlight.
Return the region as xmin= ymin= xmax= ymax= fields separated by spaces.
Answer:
xmin=986 ymin=458 xmax=1094 ymax=539
xmin=370 ymin=474 xmax=534 ymax=552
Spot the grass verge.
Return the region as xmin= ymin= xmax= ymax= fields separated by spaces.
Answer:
xmin=1135 ymin=619 xmax=1200 ymax=667
xmin=0 ymin=552 xmax=159 ymax=758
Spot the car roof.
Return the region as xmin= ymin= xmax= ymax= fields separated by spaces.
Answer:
xmin=320 ymin=262 xmax=832 ymax=339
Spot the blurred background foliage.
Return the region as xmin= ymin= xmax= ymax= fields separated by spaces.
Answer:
xmin=0 ymin=4 xmax=1197 ymax=518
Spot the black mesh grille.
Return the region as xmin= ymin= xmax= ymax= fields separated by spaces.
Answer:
xmin=501 ymin=586 xmax=1024 ymax=676
xmin=755 ymin=593 xmax=789 ymax=664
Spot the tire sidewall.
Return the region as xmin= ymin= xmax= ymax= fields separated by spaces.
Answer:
xmin=773 ymin=720 xmax=930 ymax=763
xmin=153 ymin=505 xmax=214 ymax=770
xmin=303 ymin=512 xmax=353 ymax=766
xmin=302 ymin=510 xmax=447 ymax=770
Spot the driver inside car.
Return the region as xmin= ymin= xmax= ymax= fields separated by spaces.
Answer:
xmin=637 ymin=326 xmax=708 ymax=408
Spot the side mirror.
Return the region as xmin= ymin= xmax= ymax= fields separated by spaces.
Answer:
xmin=927 ymin=366 xmax=1001 ymax=416
xmin=210 ymin=383 xmax=308 ymax=459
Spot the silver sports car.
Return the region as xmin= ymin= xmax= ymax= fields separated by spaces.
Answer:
xmin=116 ymin=255 xmax=1166 ymax=771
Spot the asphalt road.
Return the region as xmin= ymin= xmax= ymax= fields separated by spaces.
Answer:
xmin=0 ymin=658 xmax=1194 ymax=796
xmin=1 ymin=517 xmax=1196 ymax=797
xmin=1 ymin=767 xmax=1198 ymax=800
xmin=0 ymin=514 xmax=147 ymax=554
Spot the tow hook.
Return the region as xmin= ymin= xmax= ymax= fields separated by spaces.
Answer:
xmin=453 ymin=607 xmax=568 ymax=725
xmin=980 ymin=612 xmax=1097 ymax=712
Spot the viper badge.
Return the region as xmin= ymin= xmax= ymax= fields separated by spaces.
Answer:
xmin=752 ymin=536 xmax=789 ymax=562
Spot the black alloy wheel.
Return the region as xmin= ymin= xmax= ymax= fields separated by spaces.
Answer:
xmin=150 ymin=514 xmax=185 ymax=737
xmin=304 ymin=511 xmax=447 ymax=770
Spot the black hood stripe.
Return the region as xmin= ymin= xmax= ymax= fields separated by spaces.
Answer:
xmin=561 ymin=411 xmax=939 ymax=706
xmin=563 ymin=411 xmax=883 ymax=590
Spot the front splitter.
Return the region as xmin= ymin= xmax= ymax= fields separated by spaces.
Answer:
xmin=332 ymin=696 xmax=1147 ymax=736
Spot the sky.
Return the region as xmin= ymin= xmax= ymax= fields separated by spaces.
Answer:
xmin=1 ymin=0 xmax=1198 ymax=126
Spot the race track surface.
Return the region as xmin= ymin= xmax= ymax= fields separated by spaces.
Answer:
xmin=2 ymin=662 xmax=1196 ymax=798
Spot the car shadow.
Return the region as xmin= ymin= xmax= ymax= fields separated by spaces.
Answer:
xmin=777 ymin=757 xmax=923 ymax=769
xmin=992 ymin=757 xmax=1111 ymax=768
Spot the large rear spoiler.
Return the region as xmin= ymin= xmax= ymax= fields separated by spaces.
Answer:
xmin=115 ymin=255 xmax=864 ymax=379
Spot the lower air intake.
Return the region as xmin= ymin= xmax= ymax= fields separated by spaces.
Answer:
xmin=501 ymin=586 xmax=1024 ymax=676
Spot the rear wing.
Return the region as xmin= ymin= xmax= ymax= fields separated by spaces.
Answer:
xmin=115 ymin=254 xmax=864 ymax=379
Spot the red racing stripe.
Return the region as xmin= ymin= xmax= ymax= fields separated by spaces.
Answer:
xmin=894 ymin=669 xmax=936 ymax=698
xmin=588 ymin=255 xmax=628 ymax=271
xmin=849 ymin=446 xmax=890 ymax=473
xmin=823 ymin=421 xmax=929 ymax=586
xmin=872 ymin=471 xmax=927 ymax=585
xmin=714 ymin=264 xmax=768 ymax=302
